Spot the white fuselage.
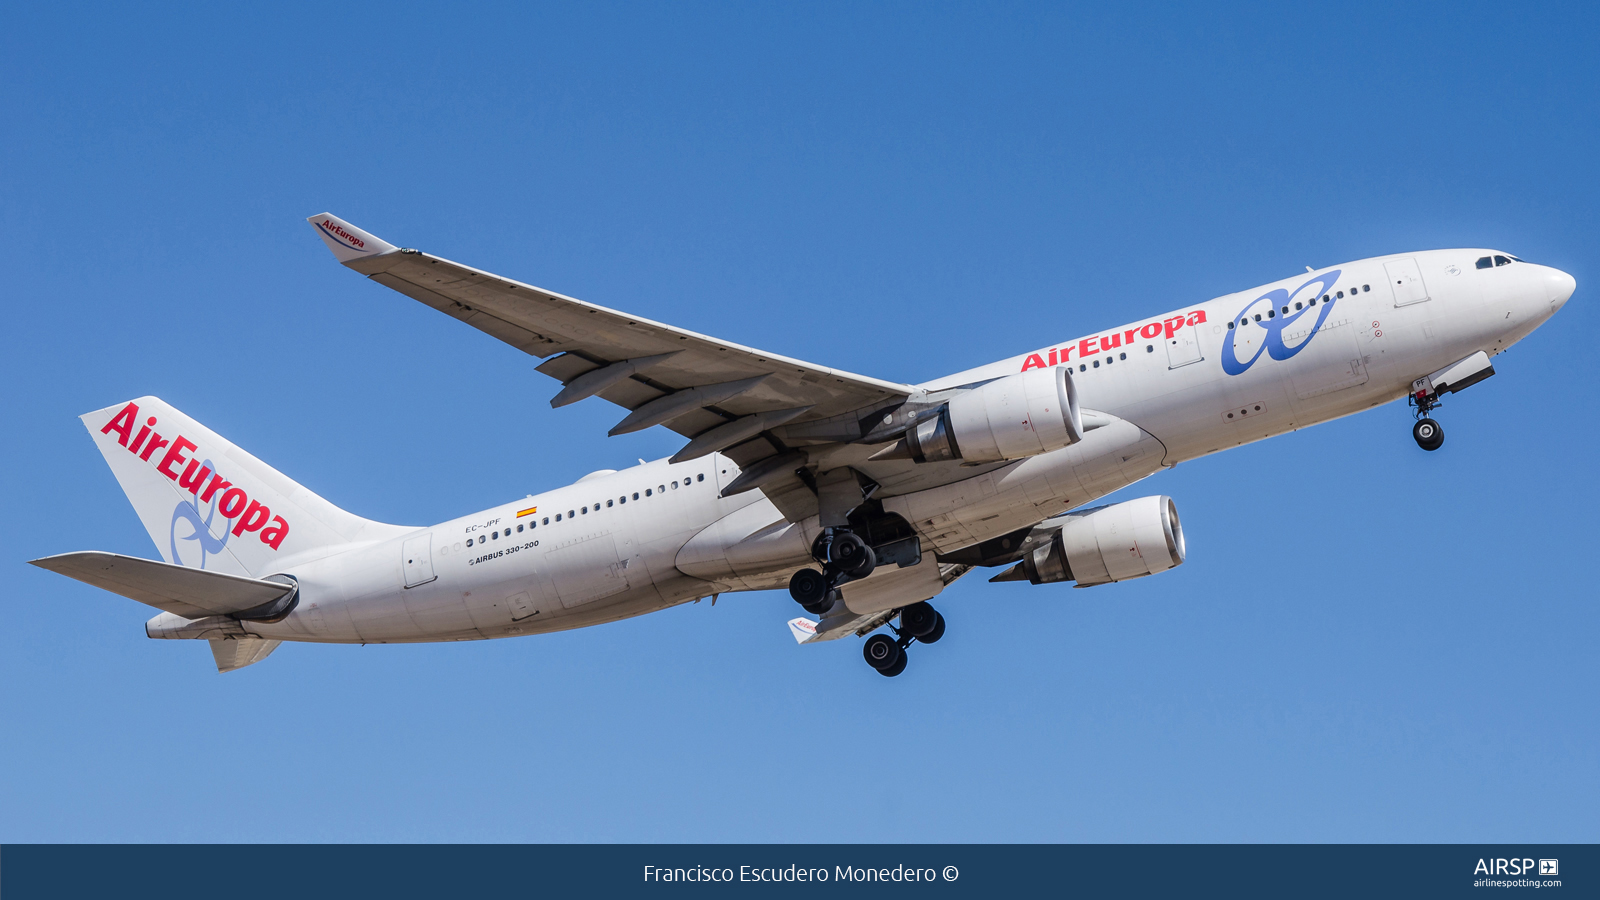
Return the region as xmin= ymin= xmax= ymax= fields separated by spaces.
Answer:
xmin=236 ymin=249 xmax=1572 ymax=645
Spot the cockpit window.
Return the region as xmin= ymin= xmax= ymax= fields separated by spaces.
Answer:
xmin=1476 ymin=256 xmax=1493 ymax=269
xmin=1494 ymin=255 xmax=1513 ymax=266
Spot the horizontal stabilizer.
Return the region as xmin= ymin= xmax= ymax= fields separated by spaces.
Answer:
xmin=209 ymin=637 xmax=281 ymax=673
xmin=29 ymin=551 xmax=295 ymax=619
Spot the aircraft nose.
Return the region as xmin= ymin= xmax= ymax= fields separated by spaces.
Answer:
xmin=1546 ymin=267 xmax=1576 ymax=309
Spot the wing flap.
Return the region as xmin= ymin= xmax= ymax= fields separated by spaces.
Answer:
xmin=209 ymin=637 xmax=282 ymax=673
xmin=30 ymin=552 xmax=295 ymax=619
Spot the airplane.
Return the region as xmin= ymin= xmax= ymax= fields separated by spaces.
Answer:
xmin=30 ymin=214 xmax=1576 ymax=675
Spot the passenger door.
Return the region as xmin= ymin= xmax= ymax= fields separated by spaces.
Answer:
xmin=402 ymin=533 xmax=437 ymax=588
xmin=1385 ymin=258 xmax=1430 ymax=307
xmin=1165 ymin=321 xmax=1204 ymax=368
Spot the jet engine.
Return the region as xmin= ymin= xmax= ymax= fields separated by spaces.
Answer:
xmin=992 ymin=495 xmax=1185 ymax=587
xmin=876 ymin=366 xmax=1084 ymax=464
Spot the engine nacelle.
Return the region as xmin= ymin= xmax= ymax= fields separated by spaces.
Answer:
xmin=1000 ymin=495 xmax=1185 ymax=587
xmin=895 ymin=367 xmax=1084 ymax=464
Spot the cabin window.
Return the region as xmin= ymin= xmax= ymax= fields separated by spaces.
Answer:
xmin=1267 ymin=310 xmax=1275 ymax=318
xmin=607 ymin=500 xmax=614 ymax=508
xmin=1146 ymin=344 xmax=1154 ymax=352
xmin=517 ymin=524 xmax=523 ymax=532
xmin=542 ymin=517 xmax=549 ymax=525
xmin=1363 ymin=284 xmax=1370 ymax=291
xmin=633 ymin=492 xmax=640 ymax=500
xmin=580 ymin=506 xmax=587 ymax=515
xmin=645 ymin=489 xmax=652 ymax=497
xmin=659 ymin=485 xmax=666 ymax=493
xmin=491 ymin=531 xmax=498 ymax=540
xmin=672 ymin=481 xmax=679 ymax=489
xmin=1079 ymin=364 xmax=1086 ymax=372
xmin=1120 ymin=352 xmax=1127 ymax=360
xmin=697 ymin=473 xmax=705 ymax=482
xmin=1337 ymin=290 xmax=1344 ymax=298
xmin=1294 ymin=302 xmax=1302 ymax=310
xmin=568 ymin=510 xmax=575 ymax=518
xmin=555 ymin=513 xmax=562 ymax=521
xmin=1281 ymin=306 xmax=1288 ymax=314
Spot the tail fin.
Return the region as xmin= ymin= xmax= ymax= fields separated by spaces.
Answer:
xmin=82 ymin=397 xmax=409 ymax=577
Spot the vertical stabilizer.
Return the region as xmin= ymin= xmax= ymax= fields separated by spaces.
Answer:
xmin=81 ymin=397 xmax=410 ymax=577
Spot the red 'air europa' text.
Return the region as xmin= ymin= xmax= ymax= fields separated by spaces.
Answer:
xmin=100 ymin=402 xmax=290 ymax=550
xmin=321 ymin=219 xmax=364 ymax=248
xmin=1020 ymin=310 xmax=1208 ymax=371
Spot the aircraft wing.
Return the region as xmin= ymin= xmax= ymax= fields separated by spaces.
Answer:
xmin=309 ymin=214 xmax=911 ymax=514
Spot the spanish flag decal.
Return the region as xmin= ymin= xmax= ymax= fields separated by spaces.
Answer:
xmin=517 ymin=507 xmax=537 ymax=518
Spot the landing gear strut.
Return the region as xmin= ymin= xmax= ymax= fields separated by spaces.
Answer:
xmin=861 ymin=602 xmax=946 ymax=677
xmin=1408 ymin=388 xmax=1445 ymax=452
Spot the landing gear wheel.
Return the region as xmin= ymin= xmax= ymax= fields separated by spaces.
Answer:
xmin=829 ymin=531 xmax=877 ymax=579
xmin=901 ymin=602 xmax=939 ymax=638
xmin=917 ymin=611 xmax=946 ymax=645
xmin=878 ymin=653 xmax=908 ymax=677
xmin=788 ymin=569 xmax=830 ymax=613
xmin=863 ymin=633 xmax=903 ymax=672
xmin=1413 ymin=417 xmax=1444 ymax=451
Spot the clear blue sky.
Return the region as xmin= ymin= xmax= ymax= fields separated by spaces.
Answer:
xmin=3 ymin=2 xmax=1595 ymax=842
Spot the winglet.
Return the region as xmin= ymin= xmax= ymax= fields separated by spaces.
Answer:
xmin=306 ymin=213 xmax=398 ymax=263
xmin=787 ymin=616 xmax=820 ymax=645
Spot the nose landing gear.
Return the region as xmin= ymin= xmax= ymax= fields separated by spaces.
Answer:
xmin=1408 ymin=386 xmax=1446 ymax=452
xmin=1412 ymin=417 xmax=1444 ymax=451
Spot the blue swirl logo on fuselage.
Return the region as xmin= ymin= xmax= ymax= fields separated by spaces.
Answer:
xmin=169 ymin=458 xmax=231 ymax=569
xmin=1222 ymin=269 xmax=1343 ymax=376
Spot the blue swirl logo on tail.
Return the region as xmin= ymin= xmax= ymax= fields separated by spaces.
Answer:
xmin=1222 ymin=269 xmax=1343 ymax=376
xmin=169 ymin=458 xmax=231 ymax=568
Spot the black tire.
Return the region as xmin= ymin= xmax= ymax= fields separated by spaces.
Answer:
xmin=830 ymin=532 xmax=877 ymax=579
xmin=802 ymin=589 xmax=837 ymax=617
xmin=1413 ymin=418 xmax=1444 ymax=451
xmin=917 ymin=611 xmax=946 ymax=645
xmin=789 ymin=569 xmax=828 ymax=609
xmin=878 ymin=653 xmax=908 ymax=677
xmin=863 ymin=633 xmax=902 ymax=671
xmin=901 ymin=602 xmax=939 ymax=638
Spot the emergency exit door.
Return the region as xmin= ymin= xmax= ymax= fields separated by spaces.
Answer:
xmin=402 ymin=533 xmax=437 ymax=588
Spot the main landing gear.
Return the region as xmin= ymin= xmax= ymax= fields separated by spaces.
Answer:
xmin=1408 ymin=389 xmax=1445 ymax=452
xmin=861 ymin=602 xmax=946 ymax=678
xmin=787 ymin=529 xmax=878 ymax=616
xmin=787 ymin=528 xmax=945 ymax=677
